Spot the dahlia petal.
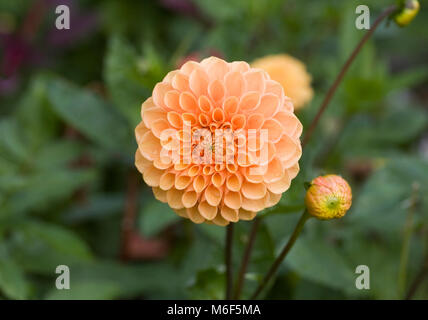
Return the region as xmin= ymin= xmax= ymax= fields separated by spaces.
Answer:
xmin=151 ymin=118 xmax=170 ymax=139
xmin=208 ymin=80 xmax=225 ymax=102
xmin=242 ymin=180 xmax=267 ymax=200
xmin=274 ymin=111 xmax=301 ymax=138
xmin=244 ymin=69 xmax=266 ymax=92
xmin=286 ymin=162 xmax=300 ymax=180
xmin=224 ymin=191 xmax=242 ymax=209
xmin=231 ymin=114 xmax=246 ymax=130
xmin=198 ymin=95 xmax=212 ymax=113
xmin=205 ymin=57 xmax=229 ymax=81
xmin=264 ymin=80 xmax=284 ymax=100
xmin=182 ymin=190 xmax=198 ymax=208
xmin=275 ymin=134 xmax=300 ymax=162
xmin=266 ymin=191 xmax=282 ymax=207
xmin=189 ymin=69 xmax=209 ymax=97
xmin=152 ymin=187 xmax=167 ymax=203
xmin=226 ymin=173 xmax=242 ymax=192
xmin=212 ymin=108 xmax=225 ymax=123
xmin=163 ymin=70 xmax=179 ymax=83
xmin=211 ymin=172 xmax=226 ymax=188
xmin=180 ymin=60 xmax=202 ymax=76
xmin=167 ymin=189 xmax=185 ymax=209
xmin=238 ymin=209 xmax=257 ymax=221
xmin=135 ymin=149 xmax=151 ymax=173
xmin=164 ymin=90 xmax=181 ymax=111
xmin=221 ymin=206 xmax=239 ymax=222
xmin=167 ymin=111 xmax=183 ymax=129
xmin=212 ymin=215 xmax=229 ymax=226
xmin=198 ymin=113 xmax=211 ymax=127
xmin=266 ymin=170 xmax=291 ymax=194
xmin=135 ymin=121 xmax=148 ymax=143
xmin=174 ymin=208 xmax=188 ymax=218
xmin=159 ymin=172 xmax=175 ymax=190
xmin=153 ymin=82 xmax=174 ymax=111
xmin=198 ymin=201 xmax=217 ymax=220
xmin=175 ymin=173 xmax=192 ymax=190
xmin=224 ymin=71 xmax=245 ymax=97
xmin=241 ymin=196 xmax=266 ymax=211
xmin=172 ymin=72 xmax=190 ymax=92
xmin=193 ymin=175 xmax=208 ymax=193
xmin=238 ymin=91 xmax=260 ymax=112
xmin=186 ymin=207 xmax=205 ymax=224
xmin=262 ymin=118 xmax=283 ymax=143
xmin=179 ymin=92 xmax=199 ymax=113
xmin=153 ymin=156 xmax=173 ymax=170
xmin=142 ymin=107 xmax=166 ymax=130
xmin=247 ymin=113 xmax=264 ymax=130
xmin=143 ymin=165 xmax=163 ymax=187
xmin=223 ymin=96 xmax=239 ymax=117
xmin=182 ymin=113 xmax=197 ymax=126
xmin=243 ymin=166 xmax=264 ymax=183
xmin=229 ymin=61 xmax=250 ymax=73
xmin=264 ymin=157 xmax=284 ymax=183
xmin=188 ymin=164 xmax=201 ymax=177
xmin=204 ymin=184 xmax=222 ymax=206
xmin=139 ymin=131 xmax=162 ymax=161
xmin=255 ymin=94 xmax=280 ymax=118
xmin=141 ymin=97 xmax=156 ymax=118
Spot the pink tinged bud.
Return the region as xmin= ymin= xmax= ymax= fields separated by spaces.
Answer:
xmin=305 ymin=175 xmax=352 ymax=220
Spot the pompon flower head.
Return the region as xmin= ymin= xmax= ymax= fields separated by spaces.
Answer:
xmin=251 ymin=54 xmax=313 ymax=110
xmin=305 ymin=175 xmax=352 ymax=220
xmin=135 ymin=57 xmax=302 ymax=226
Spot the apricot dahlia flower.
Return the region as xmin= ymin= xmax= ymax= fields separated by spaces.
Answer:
xmin=251 ymin=54 xmax=313 ymax=110
xmin=135 ymin=57 xmax=302 ymax=226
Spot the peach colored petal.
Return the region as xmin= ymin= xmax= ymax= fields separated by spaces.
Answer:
xmin=186 ymin=206 xmax=205 ymax=224
xmin=175 ymin=173 xmax=192 ymax=190
xmin=142 ymin=107 xmax=166 ymax=130
xmin=211 ymin=172 xmax=226 ymax=188
xmin=242 ymin=180 xmax=267 ymax=200
xmin=182 ymin=190 xmax=198 ymax=208
xmin=212 ymin=214 xmax=229 ymax=226
xmin=139 ymin=131 xmax=162 ymax=161
xmin=241 ymin=196 xmax=266 ymax=211
xmin=205 ymin=57 xmax=229 ymax=81
xmin=164 ymin=90 xmax=181 ymax=111
xmin=266 ymin=191 xmax=282 ymax=207
xmin=262 ymin=118 xmax=283 ymax=143
xmin=266 ymin=170 xmax=291 ymax=194
xmin=151 ymin=118 xmax=170 ymax=139
xmin=152 ymin=187 xmax=167 ymax=203
xmin=166 ymin=111 xmax=183 ymax=129
xmin=287 ymin=162 xmax=300 ymax=180
xmin=212 ymin=108 xmax=225 ymax=123
xmin=231 ymin=114 xmax=246 ymax=130
xmin=226 ymin=173 xmax=242 ymax=192
xmin=135 ymin=149 xmax=151 ymax=173
xmin=224 ymin=71 xmax=245 ymax=97
xmin=238 ymin=91 xmax=260 ymax=112
xmin=208 ymin=80 xmax=225 ymax=102
xmin=193 ymin=175 xmax=208 ymax=193
xmin=167 ymin=188 xmax=185 ymax=209
xmin=160 ymin=172 xmax=176 ymax=190
xmin=247 ymin=113 xmax=264 ymax=130
xmin=229 ymin=61 xmax=250 ymax=73
xmin=143 ymin=165 xmax=163 ymax=187
xmin=264 ymin=157 xmax=284 ymax=183
xmin=244 ymin=69 xmax=266 ymax=92
xmin=221 ymin=206 xmax=239 ymax=222
xmin=198 ymin=201 xmax=217 ymax=220
xmin=238 ymin=209 xmax=257 ymax=221
xmin=153 ymin=82 xmax=174 ymax=111
xmin=204 ymin=184 xmax=222 ymax=206
xmin=254 ymin=94 xmax=279 ymax=118
xmin=172 ymin=72 xmax=190 ymax=92
xmin=223 ymin=96 xmax=239 ymax=117
xmin=189 ymin=69 xmax=209 ymax=97
xmin=198 ymin=95 xmax=212 ymax=113
xmin=224 ymin=191 xmax=242 ymax=209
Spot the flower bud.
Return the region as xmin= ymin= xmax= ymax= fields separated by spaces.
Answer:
xmin=394 ymin=0 xmax=420 ymax=27
xmin=305 ymin=175 xmax=352 ymax=220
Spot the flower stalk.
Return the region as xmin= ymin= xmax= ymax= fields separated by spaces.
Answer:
xmin=250 ymin=210 xmax=311 ymax=299
xmin=225 ymin=223 xmax=235 ymax=299
xmin=302 ymin=5 xmax=397 ymax=147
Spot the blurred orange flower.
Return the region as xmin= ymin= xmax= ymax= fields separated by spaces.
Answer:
xmin=135 ymin=57 xmax=302 ymax=226
xmin=251 ymin=54 xmax=313 ymax=110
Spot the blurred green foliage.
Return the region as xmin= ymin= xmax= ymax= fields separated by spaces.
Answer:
xmin=0 ymin=0 xmax=427 ymax=300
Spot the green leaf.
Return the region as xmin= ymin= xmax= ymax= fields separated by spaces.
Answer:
xmin=189 ymin=268 xmax=225 ymax=300
xmin=139 ymin=200 xmax=180 ymax=237
xmin=0 ymin=248 xmax=30 ymax=299
xmin=44 ymin=77 xmax=134 ymax=152
xmin=20 ymin=220 xmax=93 ymax=261
xmin=45 ymin=281 xmax=121 ymax=300
xmin=104 ymin=36 xmax=150 ymax=127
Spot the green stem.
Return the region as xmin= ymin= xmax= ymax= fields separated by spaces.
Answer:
xmin=234 ymin=218 xmax=261 ymax=299
xmin=398 ymin=183 xmax=419 ymax=298
xmin=250 ymin=210 xmax=311 ymax=300
xmin=225 ymin=223 xmax=234 ymax=299
xmin=302 ymin=5 xmax=397 ymax=147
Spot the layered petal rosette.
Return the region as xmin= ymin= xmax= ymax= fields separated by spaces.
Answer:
xmin=135 ymin=57 xmax=302 ymax=226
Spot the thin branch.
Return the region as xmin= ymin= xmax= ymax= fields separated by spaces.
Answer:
xmin=225 ymin=223 xmax=235 ymax=299
xmin=234 ymin=218 xmax=261 ymax=299
xmin=251 ymin=211 xmax=310 ymax=300
xmin=302 ymin=5 xmax=397 ymax=147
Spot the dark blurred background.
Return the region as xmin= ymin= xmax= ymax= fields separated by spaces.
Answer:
xmin=0 ymin=0 xmax=427 ymax=300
